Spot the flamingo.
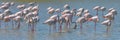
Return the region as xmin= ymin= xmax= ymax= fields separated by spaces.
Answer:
xmin=108 ymin=8 xmax=114 ymax=12
xmin=55 ymin=8 xmax=61 ymax=13
xmin=3 ymin=9 xmax=12 ymax=16
xmin=47 ymin=7 xmax=52 ymax=11
xmin=63 ymin=4 xmax=70 ymax=9
xmin=93 ymin=6 xmax=100 ymax=15
xmin=75 ymin=16 xmax=87 ymax=32
xmin=28 ymin=16 xmax=39 ymax=31
xmin=76 ymin=8 xmax=84 ymax=17
xmin=70 ymin=8 xmax=77 ymax=16
xmin=31 ymin=5 xmax=39 ymax=12
xmin=88 ymin=16 xmax=99 ymax=31
xmin=0 ymin=3 xmax=10 ymax=10
xmin=17 ymin=4 xmax=25 ymax=10
xmin=103 ymin=12 xmax=114 ymax=20
xmin=43 ymin=15 xmax=59 ymax=32
xmin=3 ymin=16 xmax=11 ymax=27
xmin=10 ymin=2 xmax=15 ymax=6
xmin=100 ymin=7 xmax=106 ymax=16
xmin=101 ymin=20 xmax=111 ymax=33
xmin=47 ymin=8 xmax=55 ymax=15
xmin=83 ymin=9 xmax=93 ymax=20
xmin=59 ymin=13 xmax=73 ymax=32
xmin=13 ymin=16 xmax=22 ymax=29
xmin=61 ymin=10 xmax=70 ymax=15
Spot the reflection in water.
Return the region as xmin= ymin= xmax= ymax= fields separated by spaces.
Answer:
xmin=28 ymin=31 xmax=35 ymax=40
xmin=47 ymin=32 xmax=67 ymax=40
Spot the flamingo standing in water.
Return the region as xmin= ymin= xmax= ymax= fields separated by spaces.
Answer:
xmin=101 ymin=20 xmax=111 ymax=33
xmin=75 ymin=16 xmax=87 ymax=32
xmin=60 ymin=12 xmax=73 ymax=32
xmin=3 ymin=16 xmax=11 ymax=27
xmin=13 ymin=16 xmax=22 ymax=29
xmin=93 ymin=6 xmax=100 ymax=15
xmin=88 ymin=15 xmax=99 ymax=31
xmin=43 ymin=15 xmax=59 ymax=32
xmin=29 ymin=2 xmax=36 ymax=6
xmin=100 ymin=7 xmax=106 ymax=16
xmin=3 ymin=9 xmax=13 ymax=27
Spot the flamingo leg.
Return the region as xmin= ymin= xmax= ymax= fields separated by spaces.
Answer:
xmin=94 ymin=22 xmax=97 ymax=32
xmin=106 ymin=26 xmax=109 ymax=33
xmin=17 ymin=21 xmax=20 ymax=29
xmin=66 ymin=22 xmax=68 ymax=31
xmin=49 ymin=25 xmax=52 ymax=33
xmin=96 ymin=10 xmax=98 ymax=15
xmin=53 ymin=24 xmax=56 ymax=32
xmin=59 ymin=23 xmax=62 ymax=32
xmin=80 ymin=23 xmax=82 ymax=32
xmin=0 ymin=21 xmax=1 ymax=27
xmin=12 ymin=20 xmax=14 ymax=27
xmin=106 ymin=26 xmax=111 ymax=34
xmin=102 ymin=11 xmax=104 ymax=16
xmin=31 ymin=23 xmax=34 ymax=32
xmin=73 ymin=23 xmax=77 ymax=29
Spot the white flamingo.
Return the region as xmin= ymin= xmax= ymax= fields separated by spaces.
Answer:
xmin=100 ymin=6 xmax=106 ymax=16
xmin=64 ymin=4 xmax=70 ymax=9
xmin=101 ymin=20 xmax=111 ymax=33
xmin=75 ymin=16 xmax=87 ymax=32
xmin=88 ymin=15 xmax=99 ymax=31
xmin=93 ymin=6 xmax=101 ymax=15
xmin=13 ymin=16 xmax=22 ymax=29
xmin=59 ymin=13 xmax=73 ymax=32
xmin=76 ymin=8 xmax=84 ymax=17
xmin=17 ymin=4 xmax=25 ymax=10
xmin=43 ymin=15 xmax=59 ymax=32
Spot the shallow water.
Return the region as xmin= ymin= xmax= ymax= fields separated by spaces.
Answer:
xmin=0 ymin=0 xmax=120 ymax=40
